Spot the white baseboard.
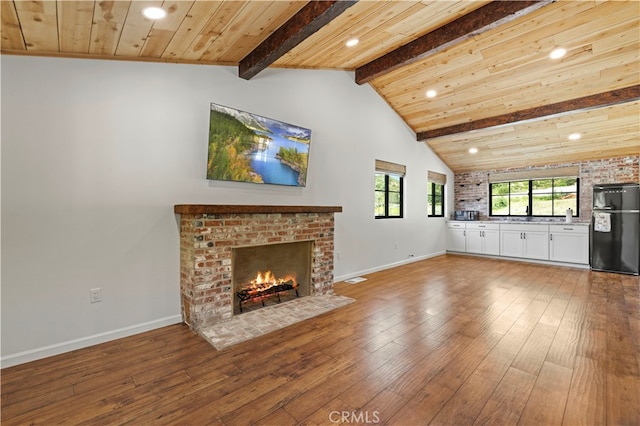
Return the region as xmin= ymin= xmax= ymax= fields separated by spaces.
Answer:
xmin=1 ymin=315 xmax=183 ymax=368
xmin=334 ymin=251 xmax=446 ymax=283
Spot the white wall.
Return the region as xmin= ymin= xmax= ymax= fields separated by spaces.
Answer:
xmin=1 ymin=56 xmax=452 ymax=366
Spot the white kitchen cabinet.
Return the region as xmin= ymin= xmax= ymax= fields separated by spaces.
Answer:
xmin=466 ymin=223 xmax=500 ymax=255
xmin=500 ymin=224 xmax=549 ymax=260
xmin=549 ymin=224 xmax=589 ymax=264
xmin=447 ymin=222 xmax=466 ymax=252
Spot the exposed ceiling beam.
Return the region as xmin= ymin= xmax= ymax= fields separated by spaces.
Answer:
xmin=416 ymin=85 xmax=640 ymax=141
xmin=239 ymin=0 xmax=358 ymax=80
xmin=355 ymin=0 xmax=554 ymax=85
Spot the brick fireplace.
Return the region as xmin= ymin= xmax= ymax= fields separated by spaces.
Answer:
xmin=174 ymin=205 xmax=342 ymax=333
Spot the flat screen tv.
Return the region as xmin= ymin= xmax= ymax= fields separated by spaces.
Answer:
xmin=206 ymin=103 xmax=312 ymax=187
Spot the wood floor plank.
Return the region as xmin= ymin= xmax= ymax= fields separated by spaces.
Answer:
xmin=545 ymin=280 xmax=588 ymax=369
xmin=386 ymin=382 xmax=455 ymax=425
xmin=358 ymin=388 xmax=408 ymax=424
xmin=473 ymin=366 xmax=537 ymax=425
xmin=606 ymin=373 xmax=640 ymax=425
xmin=432 ymin=331 xmax=503 ymax=391
xmin=1 ymin=255 xmax=638 ymax=425
xmin=510 ymin=322 xmax=557 ymax=375
xmin=282 ymin=360 xmax=376 ymax=422
xmin=385 ymin=332 xmax=474 ymax=399
xmin=336 ymin=360 xmax=413 ymax=410
xmin=563 ymin=356 xmax=606 ymax=425
xmin=473 ymin=298 xmax=548 ymax=382
xmin=299 ymin=396 xmax=356 ymax=426
xmin=519 ymin=361 xmax=573 ymax=425
xmin=256 ymin=407 xmax=298 ymax=426
xmin=429 ymin=372 xmax=499 ymax=425
xmin=219 ymin=353 xmax=356 ymax=425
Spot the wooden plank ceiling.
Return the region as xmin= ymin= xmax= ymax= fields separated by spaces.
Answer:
xmin=2 ymin=0 xmax=639 ymax=173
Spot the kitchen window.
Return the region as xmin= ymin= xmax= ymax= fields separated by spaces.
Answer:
xmin=489 ymin=176 xmax=579 ymax=217
xmin=375 ymin=160 xmax=405 ymax=219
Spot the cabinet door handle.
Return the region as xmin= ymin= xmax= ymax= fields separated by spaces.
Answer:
xmin=520 ymin=233 xmax=523 ymax=239
xmin=463 ymin=230 xmax=465 ymax=237
xmin=550 ymin=234 xmax=553 ymax=241
xmin=523 ymin=232 xmax=526 ymax=239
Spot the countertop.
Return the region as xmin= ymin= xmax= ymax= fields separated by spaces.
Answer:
xmin=447 ymin=220 xmax=590 ymax=225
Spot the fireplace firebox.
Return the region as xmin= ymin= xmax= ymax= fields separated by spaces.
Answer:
xmin=232 ymin=240 xmax=312 ymax=314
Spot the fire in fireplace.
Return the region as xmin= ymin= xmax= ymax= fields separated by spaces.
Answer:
xmin=232 ymin=240 xmax=312 ymax=315
xmin=235 ymin=271 xmax=299 ymax=313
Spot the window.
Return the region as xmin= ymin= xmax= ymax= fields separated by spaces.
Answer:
xmin=375 ymin=160 xmax=405 ymax=219
xmin=427 ymin=171 xmax=446 ymax=217
xmin=490 ymin=177 xmax=579 ymax=217
xmin=427 ymin=182 xmax=444 ymax=216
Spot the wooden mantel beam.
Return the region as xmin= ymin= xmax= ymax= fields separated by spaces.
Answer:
xmin=355 ymin=0 xmax=553 ymax=85
xmin=239 ymin=0 xmax=357 ymax=80
xmin=416 ymin=85 xmax=640 ymax=141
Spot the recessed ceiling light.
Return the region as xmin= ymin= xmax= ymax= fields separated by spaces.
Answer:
xmin=142 ymin=7 xmax=166 ymax=20
xmin=426 ymin=89 xmax=437 ymax=98
xmin=469 ymin=147 xmax=478 ymax=154
xmin=568 ymin=133 xmax=581 ymax=140
xmin=550 ymin=48 xmax=566 ymax=59
xmin=346 ymin=38 xmax=359 ymax=47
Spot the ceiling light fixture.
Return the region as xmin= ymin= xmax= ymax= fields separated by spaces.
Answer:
xmin=426 ymin=89 xmax=437 ymax=98
xmin=568 ymin=133 xmax=581 ymax=140
xmin=549 ymin=48 xmax=566 ymax=59
xmin=142 ymin=7 xmax=167 ymax=20
xmin=346 ymin=38 xmax=359 ymax=47
xmin=469 ymin=147 xmax=478 ymax=154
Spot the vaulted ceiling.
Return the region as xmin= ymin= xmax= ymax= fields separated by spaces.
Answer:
xmin=2 ymin=1 xmax=639 ymax=172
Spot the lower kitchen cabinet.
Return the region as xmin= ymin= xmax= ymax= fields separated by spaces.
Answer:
xmin=549 ymin=224 xmax=589 ymax=264
xmin=447 ymin=222 xmax=466 ymax=252
xmin=499 ymin=224 xmax=549 ymax=260
xmin=466 ymin=223 xmax=500 ymax=255
xmin=447 ymin=221 xmax=589 ymax=267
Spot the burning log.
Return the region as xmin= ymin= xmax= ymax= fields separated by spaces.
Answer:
xmin=236 ymin=279 xmax=297 ymax=301
xmin=236 ymin=274 xmax=299 ymax=312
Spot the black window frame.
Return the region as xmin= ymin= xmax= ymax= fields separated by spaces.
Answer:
xmin=489 ymin=178 xmax=580 ymax=217
xmin=375 ymin=172 xmax=404 ymax=219
xmin=427 ymin=181 xmax=445 ymax=217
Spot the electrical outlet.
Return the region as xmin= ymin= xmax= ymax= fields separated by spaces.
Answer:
xmin=90 ymin=288 xmax=102 ymax=303
xmin=336 ymin=251 xmax=342 ymax=261
xmin=394 ymin=242 xmax=399 ymax=250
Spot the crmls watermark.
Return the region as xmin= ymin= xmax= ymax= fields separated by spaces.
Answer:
xmin=329 ymin=410 xmax=380 ymax=424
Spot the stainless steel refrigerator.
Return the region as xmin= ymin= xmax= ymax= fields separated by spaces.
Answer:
xmin=591 ymin=183 xmax=640 ymax=275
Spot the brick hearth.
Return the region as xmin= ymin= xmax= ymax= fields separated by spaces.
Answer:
xmin=174 ymin=205 xmax=342 ymax=332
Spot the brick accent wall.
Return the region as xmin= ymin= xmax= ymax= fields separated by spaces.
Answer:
xmin=454 ymin=155 xmax=639 ymax=221
xmin=178 ymin=212 xmax=337 ymax=331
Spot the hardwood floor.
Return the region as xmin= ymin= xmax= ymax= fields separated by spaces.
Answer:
xmin=2 ymin=254 xmax=639 ymax=425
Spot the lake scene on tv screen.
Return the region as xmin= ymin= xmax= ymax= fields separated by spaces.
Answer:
xmin=206 ymin=103 xmax=311 ymax=187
